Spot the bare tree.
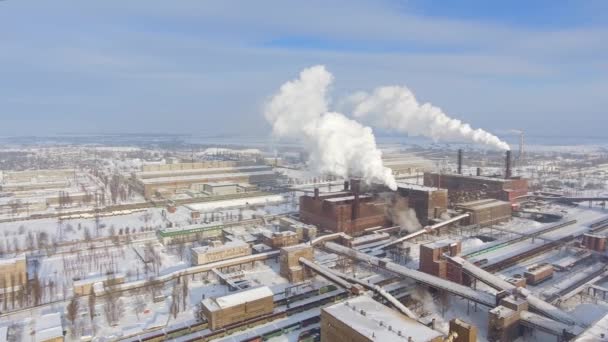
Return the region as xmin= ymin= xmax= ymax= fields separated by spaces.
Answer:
xmin=66 ymin=297 xmax=80 ymax=333
xmin=181 ymin=276 xmax=189 ymax=310
xmin=88 ymin=288 xmax=96 ymax=324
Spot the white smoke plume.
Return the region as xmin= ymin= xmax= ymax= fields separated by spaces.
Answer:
xmin=264 ymin=65 xmax=397 ymax=190
xmin=348 ymin=86 xmax=510 ymax=151
xmin=385 ymin=194 xmax=422 ymax=234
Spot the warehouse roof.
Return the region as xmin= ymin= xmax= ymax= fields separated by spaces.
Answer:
xmin=191 ymin=239 xmax=249 ymax=255
xmin=137 ymin=165 xmax=271 ymax=178
xmin=323 ymin=295 xmax=442 ymax=341
xmin=34 ymin=312 xmax=63 ymax=342
xmin=139 ymin=170 xmax=275 ymax=185
xmin=202 ymin=286 xmax=273 ymax=312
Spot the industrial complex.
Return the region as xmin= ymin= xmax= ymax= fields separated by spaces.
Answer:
xmin=0 ymin=140 xmax=607 ymax=342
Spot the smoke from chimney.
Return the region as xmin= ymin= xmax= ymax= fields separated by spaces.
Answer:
xmin=505 ymin=150 xmax=512 ymax=179
xmin=347 ymin=86 xmax=510 ymax=151
xmin=264 ymin=65 xmax=397 ymax=190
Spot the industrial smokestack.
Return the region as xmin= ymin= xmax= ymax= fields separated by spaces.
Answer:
xmin=351 ymin=179 xmax=361 ymax=220
xmin=314 ymin=188 xmax=319 ymax=199
xmin=344 ymin=180 xmax=350 ymax=191
xmin=505 ymin=151 xmax=512 ymax=179
xmin=457 ymin=149 xmax=463 ymax=174
xmin=476 ymin=167 xmax=482 ymax=177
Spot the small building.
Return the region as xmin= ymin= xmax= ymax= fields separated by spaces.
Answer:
xmin=262 ymin=231 xmax=299 ymax=249
xmin=419 ymin=239 xmax=467 ymax=284
xmin=191 ymin=240 xmax=251 ymax=266
xmin=278 ymin=217 xmax=318 ymax=241
xmin=321 ymin=295 xmax=443 ymax=342
xmin=201 ymin=286 xmax=274 ymax=330
xmin=455 ymin=199 xmax=512 ymax=227
xmin=34 ymin=312 xmax=64 ymax=342
xmin=488 ymin=306 xmax=520 ymax=342
xmin=279 ymin=244 xmax=314 ymax=283
xmin=524 ymin=263 xmax=554 ymax=285
xmin=73 ymin=273 xmax=125 ymax=296
xmin=582 ymin=233 xmax=606 ymax=252
xmin=449 ymin=318 xmax=478 ymax=342
xmin=0 ymin=255 xmax=27 ymax=294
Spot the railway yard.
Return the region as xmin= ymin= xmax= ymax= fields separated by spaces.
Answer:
xmin=0 ymin=142 xmax=607 ymax=342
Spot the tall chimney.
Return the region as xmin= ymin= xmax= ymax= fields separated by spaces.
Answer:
xmin=476 ymin=167 xmax=481 ymax=176
xmin=505 ymin=150 xmax=512 ymax=179
xmin=314 ymin=187 xmax=319 ymax=199
xmin=344 ymin=180 xmax=350 ymax=191
xmin=351 ymin=179 xmax=361 ymax=220
xmin=457 ymin=149 xmax=463 ymax=174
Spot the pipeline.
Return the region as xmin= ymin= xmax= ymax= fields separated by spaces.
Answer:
xmin=373 ymin=213 xmax=470 ymax=251
xmin=299 ymin=257 xmax=418 ymax=319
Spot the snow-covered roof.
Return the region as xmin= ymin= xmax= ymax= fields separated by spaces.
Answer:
xmin=0 ymin=254 xmax=25 ymax=266
xmin=396 ymin=182 xmax=442 ymax=192
xmin=323 ymin=295 xmax=442 ymax=341
xmin=323 ymin=195 xmax=372 ymax=203
xmin=138 ymin=170 xmax=274 ymax=184
xmin=0 ymin=326 xmax=7 ymax=342
xmin=575 ymin=311 xmax=608 ymax=341
xmin=192 ymin=240 xmax=249 ymax=255
xmin=34 ymin=312 xmax=63 ymax=342
xmin=423 ymin=238 xmax=459 ymax=250
xmin=202 ymin=286 xmax=273 ymax=312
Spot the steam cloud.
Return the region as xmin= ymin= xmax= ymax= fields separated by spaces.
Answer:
xmin=264 ymin=65 xmax=397 ymax=190
xmin=348 ymin=86 xmax=510 ymax=151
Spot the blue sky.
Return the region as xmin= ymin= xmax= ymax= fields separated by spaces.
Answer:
xmin=1 ymin=0 xmax=607 ymax=137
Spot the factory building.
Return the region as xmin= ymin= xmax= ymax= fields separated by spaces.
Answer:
xmin=321 ymin=295 xmax=443 ymax=342
xmin=201 ymin=286 xmax=274 ymax=330
xmin=299 ymin=179 xmax=390 ymax=235
xmin=396 ymin=183 xmax=448 ymax=226
xmin=382 ymin=154 xmax=434 ymax=176
xmin=0 ymin=169 xmax=74 ymax=192
xmin=141 ymin=161 xmax=252 ymax=172
xmin=419 ymin=239 xmax=468 ymax=285
xmin=449 ymin=319 xmax=478 ymax=342
xmin=279 ymin=244 xmax=314 ymax=283
xmin=424 ymin=173 xmax=528 ymax=204
xmin=262 ymin=231 xmax=299 ymax=249
xmin=455 ymin=199 xmax=512 ymax=227
xmin=134 ymin=164 xmax=276 ymax=199
xmin=423 ymin=150 xmax=528 ymax=205
xmin=582 ymin=233 xmax=606 ymax=252
xmin=278 ymin=217 xmax=318 ymax=241
xmin=191 ymin=240 xmax=251 ymax=266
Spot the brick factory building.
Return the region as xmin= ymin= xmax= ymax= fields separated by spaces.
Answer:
xmin=423 ymin=173 xmax=528 ymax=204
xmin=582 ymin=233 xmax=606 ymax=252
xmin=321 ymin=295 xmax=443 ymax=342
xmin=423 ymin=150 xmax=528 ymax=205
xmin=279 ymin=244 xmax=314 ymax=283
xmin=299 ymin=179 xmax=390 ymax=235
xmin=419 ymin=239 xmax=468 ymax=285
xmin=455 ymin=199 xmax=512 ymax=227
xmin=449 ymin=318 xmax=478 ymax=342
xmin=201 ymin=286 xmax=274 ymax=330
xmin=396 ymin=182 xmax=448 ymax=226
